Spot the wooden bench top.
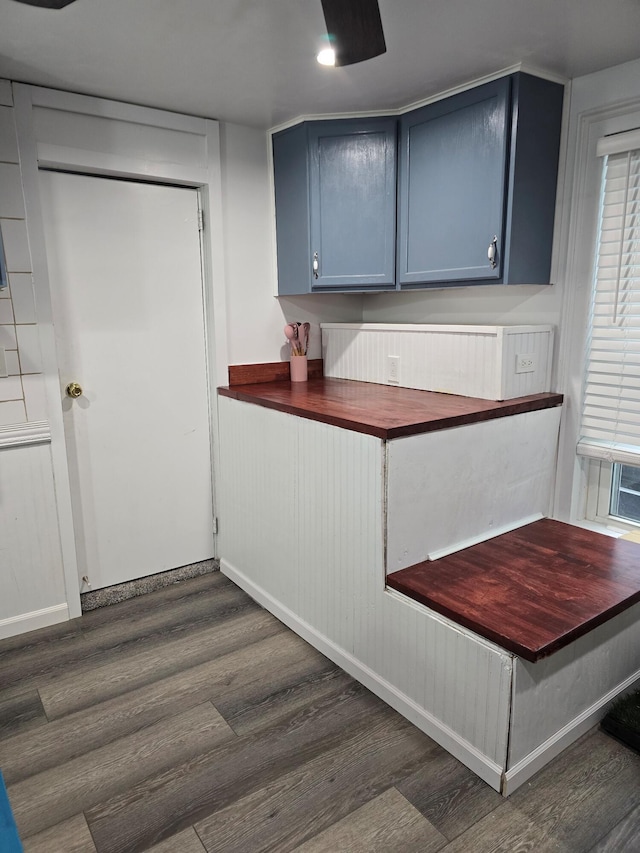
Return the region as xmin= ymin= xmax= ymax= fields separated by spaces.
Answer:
xmin=386 ymin=519 xmax=640 ymax=661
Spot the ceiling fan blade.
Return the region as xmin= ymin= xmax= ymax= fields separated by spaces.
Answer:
xmin=320 ymin=0 xmax=386 ymax=66
xmin=11 ymin=0 xmax=77 ymax=8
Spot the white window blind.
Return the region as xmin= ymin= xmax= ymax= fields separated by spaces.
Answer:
xmin=578 ymin=130 xmax=640 ymax=465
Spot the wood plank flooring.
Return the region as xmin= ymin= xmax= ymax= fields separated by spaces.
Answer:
xmin=1 ymin=571 xmax=640 ymax=852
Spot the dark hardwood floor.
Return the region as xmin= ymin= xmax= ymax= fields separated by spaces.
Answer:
xmin=1 ymin=571 xmax=639 ymax=852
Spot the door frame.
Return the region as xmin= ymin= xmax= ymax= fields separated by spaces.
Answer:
xmin=13 ymin=84 xmax=229 ymax=616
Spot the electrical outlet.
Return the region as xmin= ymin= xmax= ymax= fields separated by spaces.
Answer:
xmin=388 ymin=355 xmax=400 ymax=384
xmin=516 ymin=353 xmax=536 ymax=374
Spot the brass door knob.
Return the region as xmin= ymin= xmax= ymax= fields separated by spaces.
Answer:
xmin=66 ymin=382 xmax=83 ymax=398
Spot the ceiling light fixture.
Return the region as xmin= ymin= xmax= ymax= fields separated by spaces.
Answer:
xmin=319 ymin=0 xmax=386 ymax=67
xmin=317 ymin=48 xmax=336 ymax=66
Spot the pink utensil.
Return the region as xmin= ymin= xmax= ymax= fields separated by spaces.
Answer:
xmin=284 ymin=323 xmax=298 ymax=355
xmin=284 ymin=322 xmax=304 ymax=356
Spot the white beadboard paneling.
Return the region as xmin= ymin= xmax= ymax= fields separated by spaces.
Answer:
xmin=0 ymin=400 xmax=25 ymax=424
xmin=218 ymin=395 xmax=513 ymax=781
xmin=0 ymin=218 xmax=31 ymax=272
xmin=218 ymin=395 xmax=297 ymax=609
xmin=0 ymin=105 xmax=19 ymax=162
xmin=9 ymin=273 xmax=36 ymax=323
xmin=223 ymin=557 xmax=508 ymax=791
xmin=0 ymin=298 xmax=13 ymax=323
xmin=321 ymin=323 xmax=554 ymax=400
xmin=0 ymin=163 xmax=25 ymax=218
xmin=386 ymin=408 xmax=561 ymax=571
xmin=22 ymin=373 xmax=47 ymax=421
xmin=501 ymin=328 xmax=554 ymax=398
xmin=0 ymin=442 xmax=66 ymax=626
xmin=510 ymin=600 xmax=640 ymax=768
xmin=0 ymin=374 xmax=22 ymax=402
xmin=16 ymin=324 xmax=42 ymax=372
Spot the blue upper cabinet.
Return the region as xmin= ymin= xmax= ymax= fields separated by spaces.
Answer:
xmin=397 ymin=73 xmax=564 ymax=288
xmin=273 ymin=118 xmax=397 ymax=294
xmin=273 ymin=73 xmax=563 ymax=294
xmin=398 ymin=79 xmax=510 ymax=286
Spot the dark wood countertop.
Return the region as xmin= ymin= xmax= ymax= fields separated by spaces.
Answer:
xmin=387 ymin=519 xmax=640 ymax=661
xmin=218 ymin=378 xmax=563 ymax=439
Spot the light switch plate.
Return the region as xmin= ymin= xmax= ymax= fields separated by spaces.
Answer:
xmin=0 ymin=347 xmax=7 ymax=378
xmin=388 ymin=355 xmax=400 ymax=384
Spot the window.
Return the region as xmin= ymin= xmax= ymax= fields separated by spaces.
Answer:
xmin=579 ymin=129 xmax=640 ymax=528
xmin=611 ymin=463 xmax=640 ymax=523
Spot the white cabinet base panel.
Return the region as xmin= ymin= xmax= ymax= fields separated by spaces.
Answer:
xmin=218 ymin=395 xmax=638 ymax=795
xmin=221 ymin=557 xmax=506 ymax=792
xmin=321 ymin=323 xmax=554 ymax=400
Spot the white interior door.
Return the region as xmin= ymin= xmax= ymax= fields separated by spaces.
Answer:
xmin=39 ymin=171 xmax=214 ymax=591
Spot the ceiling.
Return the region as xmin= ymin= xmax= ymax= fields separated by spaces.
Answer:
xmin=0 ymin=0 xmax=639 ymax=130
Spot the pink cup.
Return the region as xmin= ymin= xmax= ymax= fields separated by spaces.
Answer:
xmin=290 ymin=355 xmax=308 ymax=382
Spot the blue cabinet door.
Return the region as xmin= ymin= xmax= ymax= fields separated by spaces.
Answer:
xmin=397 ymin=78 xmax=510 ymax=286
xmin=308 ymin=118 xmax=397 ymax=291
xmin=273 ymin=118 xmax=397 ymax=294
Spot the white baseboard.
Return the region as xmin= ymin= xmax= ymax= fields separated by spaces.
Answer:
xmin=221 ymin=558 xmax=504 ymax=793
xmin=0 ymin=603 xmax=69 ymax=640
xmin=503 ymin=666 xmax=640 ymax=795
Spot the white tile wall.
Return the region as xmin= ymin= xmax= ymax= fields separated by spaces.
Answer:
xmin=22 ymin=373 xmax=47 ymax=421
xmin=4 ymin=350 xmax=19 ymax=375
xmin=16 ymin=324 xmax=42 ymax=373
xmin=9 ymin=273 xmax=36 ymax=323
xmin=0 ymin=84 xmax=45 ymax=427
xmin=0 ymin=298 xmax=13 ymax=324
xmin=0 ymin=374 xmax=23 ymax=402
xmin=0 ymin=323 xmax=17 ymax=349
xmin=0 ymin=106 xmax=19 ymax=162
xmin=1 ymin=218 xmax=31 ymax=272
xmin=0 ymin=400 xmax=26 ymax=425
xmin=0 ymin=163 xmax=26 ymax=218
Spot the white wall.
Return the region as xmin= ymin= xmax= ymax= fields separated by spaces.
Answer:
xmin=218 ymin=122 xmax=361 ymax=364
xmin=552 ymin=57 xmax=640 ymax=522
xmin=1 ymin=57 xmax=638 ymax=637
xmin=0 ymin=440 xmax=69 ymax=639
xmin=0 ymin=84 xmax=363 ymax=638
xmin=0 ymin=81 xmax=47 ymax=425
xmin=362 ymin=284 xmax=562 ymax=332
xmin=0 ymin=81 xmax=71 ymax=637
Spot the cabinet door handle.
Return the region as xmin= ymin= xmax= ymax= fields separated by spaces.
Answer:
xmin=488 ymin=236 xmax=498 ymax=269
xmin=313 ymin=252 xmax=319 ymax=279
